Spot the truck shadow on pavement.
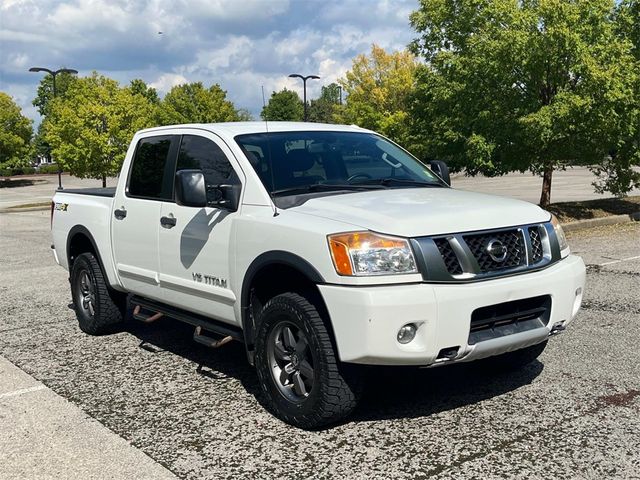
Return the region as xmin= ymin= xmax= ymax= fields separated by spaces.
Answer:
xmin=125 ymin=316 xmax=543 ymax=426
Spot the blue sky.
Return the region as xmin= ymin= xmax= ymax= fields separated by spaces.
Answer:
xmin=0 ymin=0 xmax=418 ymax=123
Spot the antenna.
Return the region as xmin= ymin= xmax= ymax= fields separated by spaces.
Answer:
xmin=261 ymin=86 xmax=278 ymax=217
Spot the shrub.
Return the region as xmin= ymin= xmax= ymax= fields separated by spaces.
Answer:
xmin=37 ymin=164 xmax=61 ymax=174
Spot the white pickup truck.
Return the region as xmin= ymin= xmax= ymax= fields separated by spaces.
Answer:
xmin=51 ymin=122 xmax=586 ymax=428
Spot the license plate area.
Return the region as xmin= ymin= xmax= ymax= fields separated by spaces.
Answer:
xmin=469 ymin=295 xmax=552 ymax=345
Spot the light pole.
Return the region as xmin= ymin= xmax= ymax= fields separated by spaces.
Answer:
xmin=29 ymin=67 xmax=78 ymax=190
xmin=288 ymin=73 xmax=320 ymax=121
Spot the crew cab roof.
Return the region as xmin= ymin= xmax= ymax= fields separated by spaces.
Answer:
xmin=136 ymin=122 xmax=372 ymax=137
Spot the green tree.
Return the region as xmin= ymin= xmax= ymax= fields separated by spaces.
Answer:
xmin=308 ymin=83 xmax=344 ymax=124
xmin=236 ymin=108 xmax=253 ymax=121
xmin=340 ymin=45 xmax=417 ymax=144
xmin=261 ymin=88 xmax=303 ymax=121
xmin=156 ymin=82 xmax=240 ymax=125
xmin=590 ymin=0 xmax=640 ymax=195
xmin=31 ymin=122 xmax=51 ymax=163
xmin=32 ymin=71 xmax=77 ymax=117
xmin=129 ymin=79 xmax=159 ymax=105
xmin=0 ymin=92 xmax=33 ymax=169
xmin=44 ymin=73 xmax=155 ymax=186
xmin=409 ymin=0 xmax=639 ymax=207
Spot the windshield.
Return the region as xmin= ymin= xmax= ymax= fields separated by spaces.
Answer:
xmin=234 ymin=131 xmax=443 ymax=195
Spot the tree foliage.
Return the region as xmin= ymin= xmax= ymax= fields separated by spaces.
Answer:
xmin=591 ymin=0 xmax=640 ymax=195
xmin=32 ymin=71 xmax=77 ymax=117
xmin=308 ymin=83 xmax=343 ymax=124
xmin=156 ymin=82 xmax=240 ymax=125
xmin=409 ymin=0 xmax=639 ymax=206
xmin=261 ymin=88 xmax=303 ymax=121
xmin=129 ymin=79 xmax=159 ymax=105
xmin=340 ymin=45 xmax=417 ymax=145
xmin=44 ymin=73 xmax=155 ymax=186
xmin=0 ymin=92 xmax=33 ymax=169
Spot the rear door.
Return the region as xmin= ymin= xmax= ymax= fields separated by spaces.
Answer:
xmin=158 ymin=131 xmax=244 ymax=324
xmin=112 ymin=134 xmax=179 ymax=300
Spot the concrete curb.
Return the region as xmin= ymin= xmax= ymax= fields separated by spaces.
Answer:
xmin=562 ymin=212 xmax=640 ymax=232
xmin=0 ymin=206 xmax=51 ymax=214
xmin=0 ymin=355 xmax=177 ymax=480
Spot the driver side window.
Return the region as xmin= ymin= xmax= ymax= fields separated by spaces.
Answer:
xmin=176 ymin=135 xmax=240 ymax=203
xmin=177 ymin=135 xmax=238 ymax=184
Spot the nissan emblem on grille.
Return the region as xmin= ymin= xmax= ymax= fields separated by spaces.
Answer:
xmin=486 ymin=239 xmax=508 ymax=262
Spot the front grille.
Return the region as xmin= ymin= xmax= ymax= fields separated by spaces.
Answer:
xmin=414 ymin=222 xmax=556 ymax=282
xmin=529 ymin=227 xmax=544 ymax=263
xmin=434 ymin=238 xmax=463 ymax=275
xmin=463 ymin=229 xmax=525 ymax=272
xmin=469 ymin=295 xmax=552 ymax=345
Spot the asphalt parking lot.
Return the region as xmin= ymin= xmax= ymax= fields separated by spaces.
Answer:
xmin=0 ymin=210 xmax=639 ymax=479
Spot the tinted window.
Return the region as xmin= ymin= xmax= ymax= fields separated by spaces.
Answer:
xmin=235 ymin=131 xmax=441 ymax=193
xmin=128 ymin=136 xmax=175 ymax=200
xmin=177 ymin=135 xmax=238 ymax=187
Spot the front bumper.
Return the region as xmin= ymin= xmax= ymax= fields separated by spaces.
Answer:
xmin=319 ymin=255 xmax=586 ymax=366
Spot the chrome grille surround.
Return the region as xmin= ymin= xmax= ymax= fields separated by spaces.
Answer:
xmin=411 ymin=222 xmax=561 ymax=282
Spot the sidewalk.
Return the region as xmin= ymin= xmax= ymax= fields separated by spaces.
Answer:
xmin=0 ymin=175 xmax=118 ymax=210
xmin=0 ymin=355 xmax=176 ymax=480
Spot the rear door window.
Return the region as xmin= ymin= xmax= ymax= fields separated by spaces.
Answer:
xmin=127 ymin=135 xmax=178 ymax=200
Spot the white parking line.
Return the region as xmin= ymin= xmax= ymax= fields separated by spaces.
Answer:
xmin=0 ymin=384 xmax=46 ymax=399
xmin=599 ymin=255 xmax=640 ymax=267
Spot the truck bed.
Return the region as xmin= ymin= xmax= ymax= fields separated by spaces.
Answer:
xmin=61 ymin=187 xmax=116 ymax=197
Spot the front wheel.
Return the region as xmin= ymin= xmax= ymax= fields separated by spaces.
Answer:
xmin=70 ymin=252 xmax=125 ymax=335
xmin=254 ymin=292 xmax=361 ymax=429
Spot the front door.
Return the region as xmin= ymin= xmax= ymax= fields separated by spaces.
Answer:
xmin=158 ymin=132 xmax=245 ymax=325
xmin=112 ymin=134 xmax=179 ymax=300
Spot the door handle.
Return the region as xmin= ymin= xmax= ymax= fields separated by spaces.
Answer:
xmin=160 ymin=216 xmax=177 ymax=228
xmin=114 ymin=208 xmax=127 ymax=219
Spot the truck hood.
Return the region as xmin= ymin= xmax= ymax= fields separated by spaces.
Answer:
xmin=290 ymin=187 xmax=550 ymax=237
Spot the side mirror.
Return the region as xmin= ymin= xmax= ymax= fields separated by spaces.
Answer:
xmin=210 ymin=184 xmax=240 ymax=212
xmin=428 ymin=160 xmax=451 ymax=186
xmin=175 ymin=170 xmax=207 ymax=208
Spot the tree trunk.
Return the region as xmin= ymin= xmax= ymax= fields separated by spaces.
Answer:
xmin=539 ymin=164 xmax=553 ymax=208
xmin=102 ymin=175 xmax=106 ymax=188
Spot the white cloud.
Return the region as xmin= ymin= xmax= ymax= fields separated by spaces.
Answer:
xmin=150 ymin=73 xmax=189 ymax=93
xmin=0 ymin=0 xmax=418 ymax=122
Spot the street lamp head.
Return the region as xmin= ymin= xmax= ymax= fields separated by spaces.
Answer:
xmin=289 ymin=73 xmax=303 ymax=79
xmin=29 ymin=67 xmax=78 ymax=76
xmin=308 ymin=75 xmax=320 ymax=80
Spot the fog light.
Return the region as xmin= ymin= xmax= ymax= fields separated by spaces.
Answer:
xmin=397 ymin=323 xmax=417 ymax=344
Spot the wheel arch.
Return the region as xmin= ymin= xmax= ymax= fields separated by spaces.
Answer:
xmin=67 ymin=225 xmax=107 ymax=278
xmin=240 ymin=251 xmax=332 ymax=363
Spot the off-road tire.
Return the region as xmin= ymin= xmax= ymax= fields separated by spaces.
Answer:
xmin=254 ymin=292 xmax=361 ymax=429
xmin=486 ymin=340 xmax=548 ymax=371
xmin=70 ymin=252 xmax=125 ymax=335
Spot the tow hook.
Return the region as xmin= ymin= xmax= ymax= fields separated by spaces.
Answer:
xmin=549 ymin=322 xmax=566 ymax=336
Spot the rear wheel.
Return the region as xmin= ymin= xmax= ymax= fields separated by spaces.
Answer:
xmin=71 ymin=252 xmax=125 ymax=335
xmin=254 ymin=292 xmax=361 ymax=429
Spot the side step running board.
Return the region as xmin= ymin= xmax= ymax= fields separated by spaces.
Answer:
xmin=193 ymin=327 xmax=234 ymax=349
xmin=132 ymin=305 xmax=163 ymax=323
xmin=130 ymin=295 xmax=244 ymax=343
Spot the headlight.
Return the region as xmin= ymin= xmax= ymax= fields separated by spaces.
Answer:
xmin=550 ymin=214 xmax=570 ymax=258
xmin=328 ymin=231 xmax=418 ymax=276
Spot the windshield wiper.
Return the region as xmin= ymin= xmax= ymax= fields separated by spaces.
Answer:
xmin=356 ymin=177 xmax=444 ymax=188
xmin=271 ymin=183 xmax=384 ymax=197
